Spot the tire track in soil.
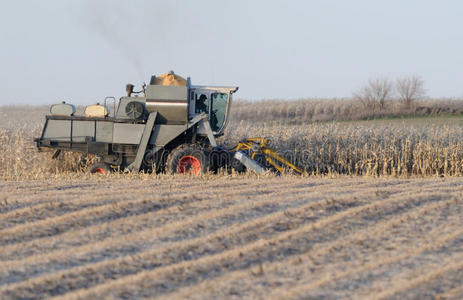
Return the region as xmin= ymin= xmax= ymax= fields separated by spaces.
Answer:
xmin=0 ymin=179 xmax=267 ymax=214
xmin=2 ymin=186 xmax=446 ymax=300
xmin=0 ymin=177 xmax=400 ymax=255
xmin=267 ymin=227 xmax=463 ymax=300
xmin=0 ymin=182 xmax=366 ymax=285
xmin=0 ymin=179 xmax=296 ymax=229
xmin=0 ymin=179 xmax=350 ymax=260
xmin=437 ymin=284 xmax=463 ymax=300
xmin=160 ymin=197 xmax=461 ymax=300
xmin=0 ymin=179 xmax=313 ymax=246
xmin=0 ymin=187 xmax=394 ymax=299
xmin=57 ymin=191 xmax=457 ymax=300
xmin=375 ymin=253 xmax=463 ymax=300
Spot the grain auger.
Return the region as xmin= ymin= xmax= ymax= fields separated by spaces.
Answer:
xmin=232 ymin=138 xmax=304 ymax=175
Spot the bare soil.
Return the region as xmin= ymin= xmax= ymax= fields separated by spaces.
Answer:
xmin=0 ymin=176 xmax=462 ymax=299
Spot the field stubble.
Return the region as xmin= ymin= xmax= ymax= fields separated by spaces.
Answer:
xmin=0 ymin=178 xmax=462 ymax=299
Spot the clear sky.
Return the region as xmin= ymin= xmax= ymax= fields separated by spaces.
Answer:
xmin=0 ymin=0 xmax=462 ymax=105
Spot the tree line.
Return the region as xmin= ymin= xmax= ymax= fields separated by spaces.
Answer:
xmin=353 ymin=75 xmax=426 ymax=111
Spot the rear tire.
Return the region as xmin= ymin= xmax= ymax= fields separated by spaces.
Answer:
xmin=89 ymin=162 xmax=111 ymax=175
xmin=166 ymin=144 xmax=209 ymax=175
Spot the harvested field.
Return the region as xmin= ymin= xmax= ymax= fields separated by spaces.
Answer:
xmin=1 ymin=177 xmax=463 ymax=299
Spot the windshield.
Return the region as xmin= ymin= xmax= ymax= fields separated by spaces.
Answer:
xmin=210 ymin=93 xmax=228 ymax=132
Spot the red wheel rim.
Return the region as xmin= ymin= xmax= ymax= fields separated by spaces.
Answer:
xmin=177 ymin=156 xmax=201 ymax=175
xmin=93 ymin=168 xmax=106 ymax=174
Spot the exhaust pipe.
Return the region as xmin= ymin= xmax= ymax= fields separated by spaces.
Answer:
xmin=126 ymin=84 xmax=134 ymax=97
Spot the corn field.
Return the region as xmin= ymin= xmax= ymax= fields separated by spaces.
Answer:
xmin=231 ymin=98 xmax=463 ymax=124
xmin=2 ymin=104 xmax=463 ymax=179
xmin=223 ymin=120 xmax=463 ymax=176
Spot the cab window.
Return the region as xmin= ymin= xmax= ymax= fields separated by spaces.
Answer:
xmin=210 ymin=93 xmax=228 ymax=132
xmin=195 ymin=93 xmax=209 ymax=114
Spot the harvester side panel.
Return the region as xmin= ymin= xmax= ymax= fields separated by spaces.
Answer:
xmin=72 ymin=121 xmax=94 ymax=143
xmin=43 ymin=120 xmax=71 ymax=141
xmin=42 ymin=117 xmax=146 ymax=146
xmin=149 ymin=124 xmax=188 ymax=148
xmin=112 ymin=123 xmax=145 ymax=144
xmin=145 ymin=85 xmax=188 ymax=124
xmin=95 ymin=122 xmax=113 ymax=143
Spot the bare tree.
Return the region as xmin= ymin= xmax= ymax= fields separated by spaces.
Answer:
xmin=353 ymin=77 xmax=393 ymax=111
xmin=396 ymin=75 xmax=426 ymax=109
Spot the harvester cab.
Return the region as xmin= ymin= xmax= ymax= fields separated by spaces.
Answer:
xmin=35 ymin=71 xmax=303 ymax=175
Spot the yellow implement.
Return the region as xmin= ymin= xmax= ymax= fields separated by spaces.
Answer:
xmin=233 ymin=138 xmax=304 ymax=175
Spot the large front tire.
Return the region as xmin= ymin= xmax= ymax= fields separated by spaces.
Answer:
xmin=166 ymin=144 xmax=209 ymax=175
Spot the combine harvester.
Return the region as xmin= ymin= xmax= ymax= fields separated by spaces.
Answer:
xmin=35 ymin=72 xmax=303 ymax=175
